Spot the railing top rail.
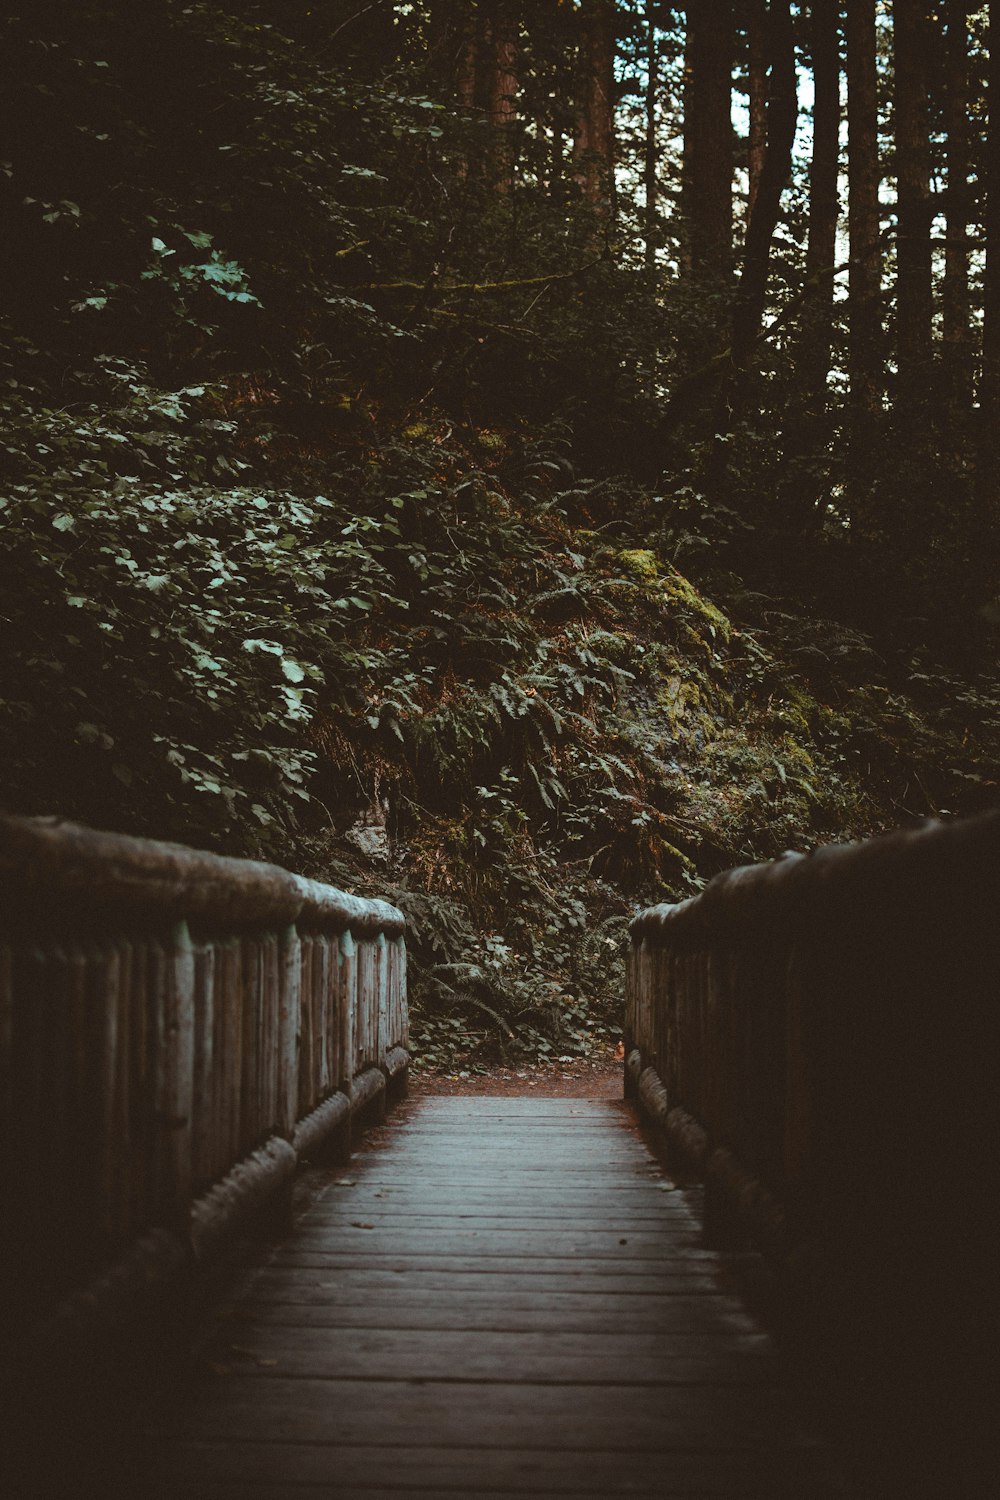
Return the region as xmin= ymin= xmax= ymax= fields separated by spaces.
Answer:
xmin=0 ymin=813 xmax=405 ymax=935
xmin=631 ymin=810 xmax=1000 ymax=948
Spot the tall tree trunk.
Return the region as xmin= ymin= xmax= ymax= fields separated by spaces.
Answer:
xmin=552 ymin=116 xmax=564 ymax=184
xmin=943 ymin=1 xmax=972 ymax=412
xmin=428 ymin=1 xmax=460 ymax=85
xmin=680 ymin=14 xmax=695 ymax=269
xmin=980 ymin=3 xmax=1000 ymax=515
xmin=731 ymin=0 xmax=797 ymax=369
xmin=846 ymin=0 xmax=882 ymax=524
xmin=746 ymin=0 xmax=768 ymax=222
xmin=455 ymin=11 xmax=478 ymax=110
xmin=685 ymin=1 xmax=734 ymax=279
xmin=644 ymin=2 xmax=659 ymax=268
xmin=702 ymin=0 xmax=795 ymax=491
xmin=428 ymin=2 xmax=450 ymax=68
xmin=573 ymin=0 xmax=617 ymax=219
xmin=894 ymin=2 xmax=933 ymax=409
xmin=801 ymin=0 xmax=840 ymax=410
xmin=483 ymin=1 xmax=520 ymax=194
xmin=450 ymin=7 xmax=480 ymax=180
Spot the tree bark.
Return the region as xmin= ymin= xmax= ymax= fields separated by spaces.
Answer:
xmin=447 ymin=6 xmax=481 ymax=181
xmin=980 ymin=3 xmax=1000 ymax=509
xmin=428 ymin=1 xmax=460 ymax=85
xmin=644 ymin=2 xmax=659 ymax=268
xmin=746 ymin=0 xmax=768 ymax=222
xmin=573 ymin=0 xmax=617 ymax=218
xmin=681 ymin=12 xmax=695 ymax=267
xmin=846 ymin=0 xmax=882 ymax=519
xmin=943 ymin=1 xmax=972 ymax=411
xmin=731 ymin=0 xmax=797 ymax=369
xmin=483 ymin=1 xmax=520 ymax=194
xmin=893 ymin=2 xmax=933 ymax=407
xmin=455 ymin=11 xmax=478 ymax=110
xmin=801 ymin=0 xmax=840 ymax=409
xmin=685 ymin=1 xmax=735 ymax=278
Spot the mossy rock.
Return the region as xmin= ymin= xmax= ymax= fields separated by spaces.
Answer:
xmin=614 ymin=550 xmax=731 ymax=642
xmin=660 ymin=570 xmax=732 ymax=641
xmin=616 ymin=547 xmax=660 ymax=582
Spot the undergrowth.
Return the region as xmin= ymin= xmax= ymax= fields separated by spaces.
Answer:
xmin=4 ymin=4 xmax=1000 ymax=1071
xmin=5 ymin=366 xmax=999 ymax=1069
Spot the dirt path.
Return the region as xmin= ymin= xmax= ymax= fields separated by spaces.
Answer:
xmin=409 ymin=1054 xmax=624 ymax=1099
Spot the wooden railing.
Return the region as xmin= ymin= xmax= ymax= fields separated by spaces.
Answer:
xmin=626 ymin=813 xmax=1000 ymax=1378
xmin=0 ymin=814 xmax=407 ymax=1347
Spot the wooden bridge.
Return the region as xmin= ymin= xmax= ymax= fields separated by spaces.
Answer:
xmin=2 ymin=812 xmax=998 ymax=1497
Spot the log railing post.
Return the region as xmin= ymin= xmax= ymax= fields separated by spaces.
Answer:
xmin=0 ymin=814 xmax=408 ymax=1347
xmin=277 ymin=926 xmax=301 ymax=1143
xmin=159 ymin=921 xmax=195 ymax=1222
xmin=376 ymin=930 xmax=388 ymax=1070
xmin=627 ymin=813 xmax=1000 ymax=1392
xmin=339 ymin=929 xmax=357 ymax=1091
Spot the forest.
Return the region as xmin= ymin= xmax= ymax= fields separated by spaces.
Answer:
xmin=2 ymin=1 xmax=999 ymax=1069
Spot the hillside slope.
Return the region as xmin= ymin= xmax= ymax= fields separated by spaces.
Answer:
xmin=5 ymin=394 xmax=999 ymax=1066
xmin=3 ymin=4 xmax=999 ymax=1068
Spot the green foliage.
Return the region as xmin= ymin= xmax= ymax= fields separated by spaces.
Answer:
xmin=0 ymin=372 xmax=381 ymax=846
xmin=3 ymin=2 xmax=1000 ymax=1071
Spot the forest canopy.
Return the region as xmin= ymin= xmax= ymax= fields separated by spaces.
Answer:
xmin=3 ymin=2 xmax=999 ymax=1066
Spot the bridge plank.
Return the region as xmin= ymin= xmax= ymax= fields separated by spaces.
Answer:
xmin=147 ymin=1096 xmax=842 ymax=1496
xmin=151 ymin=1439 xmax=828 ymax=1497
xmin=150 ymin=1375 xmax=817 ymax=1449
xmin=219 ymin=1306 xmax=759 ymax=1337
xmin=294 ymin=1206 xmax=699 ymax=1223
xmin=232 ymin=1260 xmax=749 ymax=1284
xmin=244 ymin=1263 xmax=725 ymax=1292
xmin=214 ymin=1290 xmax=760 ymax=1334
xmin=201 ymin=1325 xmax=775 ymax=1383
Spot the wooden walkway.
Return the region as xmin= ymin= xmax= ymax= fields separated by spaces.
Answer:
xmin=147 ymin=1096 xmax=844 ymax=1498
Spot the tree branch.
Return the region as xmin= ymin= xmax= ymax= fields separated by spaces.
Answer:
xmin=660 ymin=258 xmax=852 ymax=434
xmin=358 ymin=262 xmax=601 ymax=293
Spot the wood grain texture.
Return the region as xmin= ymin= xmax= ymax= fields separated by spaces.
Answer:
xmin=148 ymin=1438 xmax=835 ymax=1498
xmin=146 ymin=1096 xmax=843 ymax=1496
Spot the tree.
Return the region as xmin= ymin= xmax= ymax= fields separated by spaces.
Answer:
xmin=745 ymin=0 xmax=768 ymax=221
xmin=428 ymin=2 xmax=463 ymax=89
xmin=846 ymin=0 xmax=882 ymax=523
xmin=981 ymin=1 xmax=1000 ymax=508
xmin=731 ymin=0 xmax=797 ymax=370
xmin=942 ymin=1 xmax=972 ymax=412
xmin=484 ymin=1 xmax=521 ymax=193
xmin=573 ymin=0 xmax=617 ymax=218
xmin=893 ymin=1 xmax=933 ymax=412
xmin=456 ymin=10 xmax=479 ymax=111
xmin=643 ymin=1 xmax=661 ymax=268
xmin=435 ymin=3 xmax=481 ymax=180
xmin=800 ymin=0 xmax=841 ymax=414
xmin=684 ymin=1 xmax=735 ymax=278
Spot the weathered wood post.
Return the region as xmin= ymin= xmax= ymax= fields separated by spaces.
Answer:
xmin=626 ymin=813 xmax=1000 ymax=1407
xmin=158 ymin=921 xmax=195 ymax=1224
xmin=0 ymin=813 xmax=408 ymax=1353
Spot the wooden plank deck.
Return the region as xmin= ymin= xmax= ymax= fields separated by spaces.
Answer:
xmin=146 ymin=1096 xmax=846 ymax=1497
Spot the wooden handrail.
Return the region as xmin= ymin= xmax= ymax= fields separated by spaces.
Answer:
xmin=626 ymin=812 xmax=1000 ymax=1377
xmin=0 ymin=814 xmax=408 ymax=1345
